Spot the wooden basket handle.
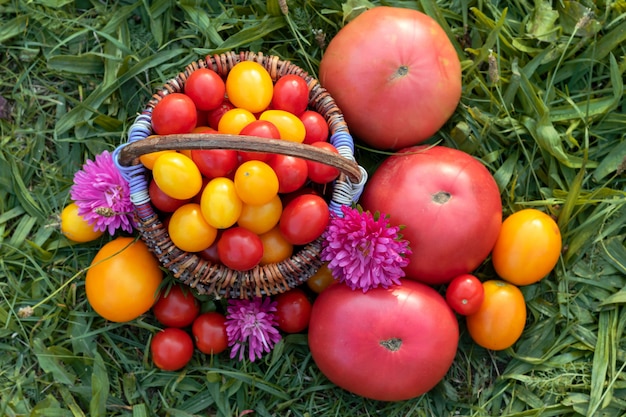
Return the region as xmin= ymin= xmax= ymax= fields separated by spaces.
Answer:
xmin=117 ymin=133 xmax=363 ymax=183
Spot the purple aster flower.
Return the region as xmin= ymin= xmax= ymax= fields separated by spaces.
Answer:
xmin=69 ymin=150 xmax=134 ymax=235
xmin=321 ymin=205 xmax=412 ymax=292
xmin=225 ymin=297 xmax=282 ymax=362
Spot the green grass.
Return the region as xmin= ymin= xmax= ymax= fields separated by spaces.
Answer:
xmin=1 ymin=0 xmax=625 ymax=415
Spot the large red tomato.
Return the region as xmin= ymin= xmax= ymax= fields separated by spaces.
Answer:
xmin=360 ymin=145 xmax=502 ymax=285
xmin=319 ymin=6 xmax=461 ymax=150
xmin=308 ymin=280 xmax=458 ymax=401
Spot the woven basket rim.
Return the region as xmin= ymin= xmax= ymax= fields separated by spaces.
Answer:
xmin=115 ymin=51 xmax=367 ymax=299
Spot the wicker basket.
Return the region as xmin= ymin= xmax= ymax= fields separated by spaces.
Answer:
xmin=114 ymin=51 xmax=367 ymax=299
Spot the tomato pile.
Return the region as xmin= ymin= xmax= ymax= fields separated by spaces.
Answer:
xmin=145 ymin=61 xmax=339 ymax=271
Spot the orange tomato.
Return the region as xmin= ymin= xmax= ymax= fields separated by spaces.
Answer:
xmin=233 ymin=160 xmax=279 ymax=206
xmin=139 ymin=150 xmax=176 ymax=170
xmin=491 ymin=208 xmax=562 ymax=286
xmin=306 ymin=263 xmax=336 ymax=293
xmin=86 ymin=237 xmax=163 ymax=322
xmin=60 ymin=203 xmax=104 ymax=243
xmin=466 ymin=280 xmax=526 ymax=351
xmin=237 ymin=194 xmax=283 ymax=235
xmin=225 ymin=61 xmax=274 ymax=113
xmin=217 ymin=108 xmax=256 ymax=134
xmin=259 ymin=226 xmax=293 ymax=265
xmin=168 ymin=203 xmax=217 ymax=252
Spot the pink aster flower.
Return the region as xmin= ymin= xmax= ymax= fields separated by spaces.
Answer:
xmin=321 ymin=205 xmax=412 ymax=292
xmin=69 ymin=150 xmax=134 ymax=235
xmin=225 ymin=297 xmax=282 ymax=362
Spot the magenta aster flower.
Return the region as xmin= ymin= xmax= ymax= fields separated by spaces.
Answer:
xmin=321 ymin=205 xmax=412 ymax=292
xmin=69 ymin=150 xmax=134 ymax=235
xmin=225 ymin=297 xmax=282 ymax=362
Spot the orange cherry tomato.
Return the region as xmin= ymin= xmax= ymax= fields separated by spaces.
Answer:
xmin=466 ymin=280 xmax=526 ymax=351
xmin=86 ymin=237 xmax=163 ymax=322
xmin=306 ymin=263 xmax=336 ymax=293
xmin=217 ymin=108 xmax=256 ymax=134
xmin=60 ymin=203 xmax=104 ymax=243
xmin=491 ymin=208 xmax=562 ymax=286
xmin=259 ymin=226 xmax=294 ymax=265
xmin=237 ymin=194 xmax=283 ymax=235
xmin=168 ymin=203 xmax=218 ymax=252
xmin=233 ymin=160 xmax=279 ymax=206
xmin=139 ymin=150 xmax=176 ymax=170
xmin=225 ymin=61 xmax=274 ymax=113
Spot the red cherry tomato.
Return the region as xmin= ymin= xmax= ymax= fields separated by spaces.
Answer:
xmin=149 ymin=179 xmax=191 ymax=213
xmin=152 ymin=284 xmax=201 ymax=328
xmin=191 ymin=148 xmax=239 ymax=179
xmin=207 ymin=99 xmax=235 ymax=130
xmin=150 ymin=328 xmax=194 ymax=371
xmin=445 ymin=274 xmax=485 ymax=316
xmin=184 ymin=68 xmax=226 ymax=111
xmin=151 ymin=93 xmax=197 ymax=135
xmin=274 ymin=288 xmax=312 ymax=333
xmin=267 ymin=154 xmax=309 ymax=194
xmin=279 ymin=194 xmax=329 ymax=245
xmin=192 ymin=312 xmax=229 ymax=355
xmin=271 ymin=74 xmax=309 ymax=116
xmin=238 ymin=120 xmax=281 ymax=162
xmin=306 ymin=142 xmax=340 ymax=184
xmin=300 ymin=110 xmax=329 ymax=144
xmin=217 ymin=227 xmax=264 ymax=271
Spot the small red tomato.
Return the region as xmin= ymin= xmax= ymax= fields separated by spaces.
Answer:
xmin=300 ymin=110 xmax=329 ymax=144
xmin=207 ymin=99 xmax=235 ymax=130
xmin=184 ymin=68 xmax=226 ymax=111
xmin=279 ymin=194 xmax=329 ymax=245
xmin=152 ymin=284 xmax=201 ymax=328
xmin=306 ymin=142 xmax=340 ymax=184
xmin=151 ymin=93 xmax=197 ymax=135
xmin=271 ymin=74 xmax=309 ymax=116
xmin=150 ymin=328 xmax=194 ymax=371
xmin=149 ymin=179 xmax=192 ymax=213
xmin=238 ymin=120 xmax=281 ymax=162
xmin=191 ymin=148 xmax=239 ymax=179
xmin=217 ymin=227 xmax=264 ymax=271
xmin=274 ymin=288 xmax=312 ymax=333
xmin=267 ymin=154 xmax=309 ymax=194
xmin=445 ymin=274 xmax=485 ymax=316
xmin=192 ymin=312 xmax=229 ymax=355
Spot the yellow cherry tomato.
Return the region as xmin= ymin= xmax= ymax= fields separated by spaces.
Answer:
xmin=60 ymin=203 xmax=104 ymax=243
xmin=168 ymin=203 xmax=218 ymax=252
xmin=237 ymin=194 xmax=283 ymax=235
xmin=234 ymin=160 xmax=279 ymax=206
xmin=491 ymin=208 xmax=562 ymax=286
xmin=200 ymin=177 xmax=243 ymax=229
xmin=152 ymin=152 xmax=202 ymax=200
xmin=217 ymin=108 xmax=257 ymax=134
xmin=259 ymin=109 xmax=306 ymax=143
xmin=225 ymin=61 xmax=273 ymax=113
xmin=466 ymin=280 xmax=526 ymax=351
xmin=86 ymin=237 xmax=163 ymax=322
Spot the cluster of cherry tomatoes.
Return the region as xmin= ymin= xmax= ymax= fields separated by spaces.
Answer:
xmin=143 ymin=61 xmax=342 ymax=271
xmin=149 ymin=283 xmax=320 ymax=371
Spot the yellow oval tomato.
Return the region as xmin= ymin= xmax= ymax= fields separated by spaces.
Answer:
xmin=259 ymin=109 xmax=306 ymax=143
xmin=200 ymin=177 xmax=243 ymax=229
xmin=234 ymin=160 xmax=279 ymax=206
xmin=491 ymin=208 xmax=562 ymax=286
xmin=225 ymin=61 xmax=273 ymax=113
xmin=169 ymin=203 xmax=218 ymax=252
xmin=466 ymin=280 xmax=526 ymax=351
xmin=86 ymin=237 xmax=163 ymax=322
xmin=60 ymin=203 xmax=104 ymax=243
xmin=237 ymin=194 xmax=283 ymax=235
xmin=217 ymin=108 xmax=256 ymax=134
xmin=152 ymin=152 xmax=202 ymax=200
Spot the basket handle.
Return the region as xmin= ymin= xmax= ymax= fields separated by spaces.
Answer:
xmin=117 ymin=133 xmax=363 ymax=183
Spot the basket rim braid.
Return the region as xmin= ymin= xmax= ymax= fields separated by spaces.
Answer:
xmin=113 ymin=51 xmax=368 ymax=299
